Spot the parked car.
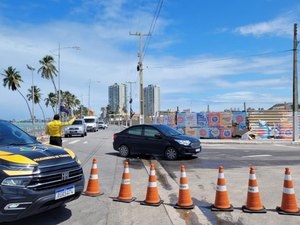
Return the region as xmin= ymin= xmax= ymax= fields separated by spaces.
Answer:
xmin=64 ymin=119 xmax=87 ymax=137
xmin=113 ymin=124 xmax=202 ymax=160
xmin=84 ymin=116 xmax=98 ymax=132
xmin=98 ymin=121 xmax=108 ymax=129
xmin=0 ymin=119 xmax=84 ymax=223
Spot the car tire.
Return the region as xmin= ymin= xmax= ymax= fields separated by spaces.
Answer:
xmin=165 ymin=147 xmax=178 ymax=160
xmin=119 ymin=145 xmax=130 ymax=157
xmin=81 ymin=134 xmax=84 ymax=137
xmin=84 ymin=132 xmax=87 ymax=136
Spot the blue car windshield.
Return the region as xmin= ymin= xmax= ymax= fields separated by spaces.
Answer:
xmin=0 ymin=121 xmax=37 ymax=145
xmin=158 ymin=125 xmax=182 ymax=136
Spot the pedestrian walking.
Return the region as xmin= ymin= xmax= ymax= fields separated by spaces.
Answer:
xmin=45 ymin=114 xmax=77 ymax=146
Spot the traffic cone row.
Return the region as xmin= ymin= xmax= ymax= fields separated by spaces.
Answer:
xmin=211 ymin=166 xmax=300 ymax=215
xmin=83 ymin=159 xmax=300 ymax=215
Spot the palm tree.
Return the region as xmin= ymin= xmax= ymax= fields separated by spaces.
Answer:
xmin=44 ymin=92 xmax=57 ymax=113
xmin=2 ymin=66 xmax=33 ymax=122
xmin=38 ymin=55 xmax=58 ymax=94
xmin=27 ymin=86 xmax=46 ymax=123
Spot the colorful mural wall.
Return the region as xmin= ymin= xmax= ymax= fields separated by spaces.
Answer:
xmin=155 ymin=111 xmax=300 ymax=140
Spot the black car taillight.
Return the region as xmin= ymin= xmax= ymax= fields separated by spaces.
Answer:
xmin=113 ymin=134 xmax=117 ymax=140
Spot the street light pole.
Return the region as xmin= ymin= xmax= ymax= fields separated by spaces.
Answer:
xmin=88 ymin=79 xmax=100 ymax=112
xmin=27 ymin=64 xmax=35 ymax=126
xmin=51 ymin=44 xmax=80 ymax=116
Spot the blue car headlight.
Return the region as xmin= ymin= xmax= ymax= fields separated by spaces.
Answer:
xmin=175 ymin=139 xmax=191 ymax=146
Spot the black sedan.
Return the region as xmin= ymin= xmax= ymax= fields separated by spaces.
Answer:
xmin=113 ymin=124 xmax=202 ymax=160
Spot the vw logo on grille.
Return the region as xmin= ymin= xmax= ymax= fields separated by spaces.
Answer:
xmin=62 ymin=171 xmax=70 ymax=181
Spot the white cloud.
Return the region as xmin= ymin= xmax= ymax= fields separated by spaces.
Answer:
xmin=234 ymin=14 xmax=296 ymax=37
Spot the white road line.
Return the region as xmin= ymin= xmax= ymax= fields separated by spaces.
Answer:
xmin=83 ymin=141 xmax=88 ymax=144
xmin=68 ymin=140 xmax=80 ymax=144
xmin=242 ymin=154 xmax=272 ymax=158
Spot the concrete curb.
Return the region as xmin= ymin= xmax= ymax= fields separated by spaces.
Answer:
xmin=200 ymin=139 xmax=300 ymax=145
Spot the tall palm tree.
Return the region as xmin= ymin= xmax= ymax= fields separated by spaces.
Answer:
xmin=27 ymin=86 xmax=46 ymax=123
xmin=44 ymin=92 xmax=57 ymax=114
xmin=2 ymin=66 xmax=33 ymax=122
xmin=38 ymin=55 xmax=58 ymax=94
xmin=61 ymin=91 xmax=81 ymax=117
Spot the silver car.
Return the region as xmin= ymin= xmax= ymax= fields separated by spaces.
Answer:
xmin=64 ymin=119 xmax=87 ymax=137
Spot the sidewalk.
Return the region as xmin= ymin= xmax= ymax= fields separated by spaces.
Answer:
xmin=200 ymin=138 xmax=300 ymax=145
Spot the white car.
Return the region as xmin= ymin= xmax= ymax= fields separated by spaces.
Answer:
xmin=98 ymin=121 xmax=108 ymax=129
xmin=64 ymin=119 xmax=87 ymax=137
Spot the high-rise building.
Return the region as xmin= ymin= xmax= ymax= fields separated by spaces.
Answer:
xmin=144 ymin=84 xmax=160 ymax=117
xmin=108 ymin=83 xmax=127 ymax=115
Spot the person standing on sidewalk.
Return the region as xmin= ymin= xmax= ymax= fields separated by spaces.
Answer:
xmin=45 ymin=114 xmax=77 ymax=146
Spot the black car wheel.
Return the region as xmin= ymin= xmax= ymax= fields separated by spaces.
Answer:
xmin=165 ymin=147 xmax=178 ymax=160
xmin=119 ymin=145 xmax=130 ymax=157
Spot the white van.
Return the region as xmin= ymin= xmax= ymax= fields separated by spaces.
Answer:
xmin=84 ymin=116 xmax=99 ymax=132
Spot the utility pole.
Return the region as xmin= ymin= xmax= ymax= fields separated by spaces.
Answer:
xmin=293 ymin=23 xmax=299 ymax=142
xmin=126 ymin=81 xmax=136 ymax=126
xmin=130 ymin=32 xmax=150 ymax=124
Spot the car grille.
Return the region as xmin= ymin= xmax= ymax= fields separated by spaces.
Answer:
xmin=69 ymin=127 xmax=79 ymax=130
xmin=27 ymin=162 xmax=83 ymax=191
xmin=191 ymin=142 xmax=201 ymax=148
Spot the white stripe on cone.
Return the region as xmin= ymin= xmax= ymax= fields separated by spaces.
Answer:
xmin=283 ymin=187 xmax=295 ymax=194
xmin=92 ymin=163 xmax=97 ymax=169
xmin=248 ymin=186 xmax=259 ymax=193
xmin=121 ymin=179 xmax=130 ymax=185
xmin=216 ymin=185 xmax=227 ymax=191
xmin=284 ymin=174 xmax=292 ymax=181
xmin=148 ymin=181 xmax=157 ymax=187
xmin=89 ymin=174 xmax=98 ymax=179
xmin=218 ymin=173 xmax=224 ymax=178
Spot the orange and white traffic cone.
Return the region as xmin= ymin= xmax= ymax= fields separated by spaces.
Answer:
xmin=242 ymin=166 xmax=266 ymax=213
xmin=141 ymin=163 xmax=163 ymax=206
xmin=211 ymin=166 xmax=233 ymax=211
xmin=83 ymin=158 xmax=104 ymax=196
xmin=174 ymin=165 xmax=194 ymax=209
xmin=113 ymin=161 xmax=136 ymax=203
xmin=276 ymin=168 xmax=300 ymax=215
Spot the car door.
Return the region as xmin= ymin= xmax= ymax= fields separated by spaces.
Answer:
xmin=140 ymin=126 xmax=166 ymax=155
xmin=125 ymin=126 xmax=143 ymax=154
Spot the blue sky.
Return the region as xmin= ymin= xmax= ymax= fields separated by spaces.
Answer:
xmin=0 ymin=0 xmax=299 ymax=120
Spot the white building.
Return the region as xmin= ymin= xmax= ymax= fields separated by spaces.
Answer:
xmin=144 ymin=84 xmax=160 ymax=117
xmin=108 ymin=83 xmax=127 ymax=115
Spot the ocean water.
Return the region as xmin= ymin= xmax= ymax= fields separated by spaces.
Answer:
xmin=13 ymin=122 xmax=46 ymax=137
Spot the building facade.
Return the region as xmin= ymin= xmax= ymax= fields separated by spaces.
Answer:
xmin=108 ymin=83 xmax=127 ymax=115
xmin=144 ymin=84 xmax=160 ymax=117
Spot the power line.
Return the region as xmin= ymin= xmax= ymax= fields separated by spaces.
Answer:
xmin=143 ymin=0 xmax=164 ymax=59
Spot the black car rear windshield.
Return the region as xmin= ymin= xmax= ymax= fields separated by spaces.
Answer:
xmin=157 ymin=125 xmax=182 ymax=136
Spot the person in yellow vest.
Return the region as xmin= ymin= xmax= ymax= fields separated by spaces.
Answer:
xmin=45 ymin=114 xmax=77 ymax=146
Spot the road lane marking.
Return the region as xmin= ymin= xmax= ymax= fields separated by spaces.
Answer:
xmin=69 ymin=140 xmax=80 ymax=144
xmin=242 ymin=154 xmax=272 ymax=158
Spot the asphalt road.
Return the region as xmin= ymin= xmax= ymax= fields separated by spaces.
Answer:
xmin=3 ymin=126 xmax=300 ymax=225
